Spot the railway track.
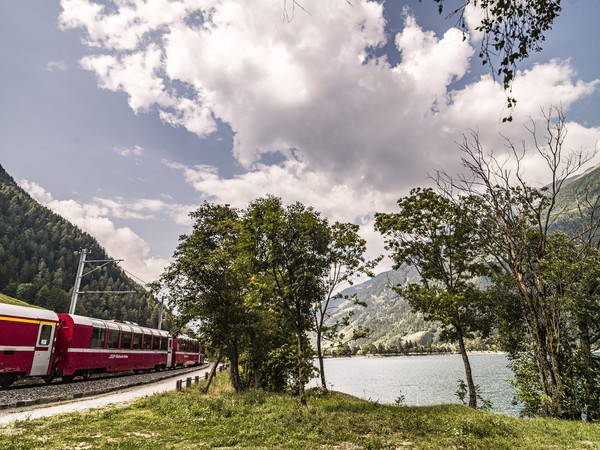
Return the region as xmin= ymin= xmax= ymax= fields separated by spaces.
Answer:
xmin=0 ymin=364 xmax=209 ymax=410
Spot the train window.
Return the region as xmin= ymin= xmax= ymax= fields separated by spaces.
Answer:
xmin=91 ymin=325 xmax=106 ymax=349
xmin=107 ymin=328 xmax=120 ymax=349
xmin=142 ymin=332 xmax=152 ymax=350
xmin=160 ymin=336 xmax=167 ymax=350
xmin=38 ymin=325 xmax=53 ymax=346
xmin=121 ymin=330 xmax=132 ymax=349
xmin=152 ymin=335 xmax=159 ymax=350
xmin=132 ymin=332 xmax=142 ymax=350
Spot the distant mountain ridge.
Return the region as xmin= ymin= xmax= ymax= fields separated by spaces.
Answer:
xmin=0 ymin=163 xmax=168 ymax=328
xmin=329 ymin=266 xmax=441 ymax=348
xmin=332 ymin=163 xmax=600 ymax=349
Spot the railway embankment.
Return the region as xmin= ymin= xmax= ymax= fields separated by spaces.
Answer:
xmin=0 ymin=364 xmax=208 ymax=409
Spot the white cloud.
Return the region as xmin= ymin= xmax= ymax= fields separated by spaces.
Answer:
xmin=46 ymin=60 xmax=67 ymax=72
xmin=59 ymin=0 xmax=600 ymax=274
xmin=163 ymin=157 xmax=395 ymax=267
xmin=60 ymin=0 xmax=599 ymax=191
xmin=19 ymin=180 xmax=195 ymax=283
xmin=114 ymin=144 xmax=143 ymax=158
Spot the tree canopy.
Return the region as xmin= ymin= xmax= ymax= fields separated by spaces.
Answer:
xmin=161 ymin=196 xmax=372 ymax=404
xmin=375 ymin=187 xmax=490 ymax=408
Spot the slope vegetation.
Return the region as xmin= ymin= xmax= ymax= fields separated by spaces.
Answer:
xmin=0 ymin=164 xmax=166 ymax=328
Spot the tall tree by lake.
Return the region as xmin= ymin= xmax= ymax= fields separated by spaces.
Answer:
xmin=435 ymin=106 xmax=600 ymax=419
xmin=375 ymin=187 xmax=491 ymax=408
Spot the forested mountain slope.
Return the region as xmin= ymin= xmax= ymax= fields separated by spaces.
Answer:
xmin=328 ymin=267 xmax=442 ymax=350
xmin=0 ymin=164 xmax=167 ymax=328
xmin=550 ymin=163 xmax=600 ymax=235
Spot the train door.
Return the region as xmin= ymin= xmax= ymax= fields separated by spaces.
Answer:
xmin=29 ymin=323 xmax=55 ymax=376
xmin=166 ymin=337 xmax=173 ymax=367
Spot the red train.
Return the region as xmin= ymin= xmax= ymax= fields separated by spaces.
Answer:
xmin=0 ymin=302 xmax=203 ymax=388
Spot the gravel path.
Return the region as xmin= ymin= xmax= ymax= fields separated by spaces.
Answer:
xmin=0 ymin=364 xmax=214 ymax=426
xmin=0 ymin=364 xmax=210 ymax=411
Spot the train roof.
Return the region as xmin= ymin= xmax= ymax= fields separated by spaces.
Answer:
xmin=60 ymin=314 xmax=169 ymax=337
xmin=0 ymin=302 xmax=59 ymax=323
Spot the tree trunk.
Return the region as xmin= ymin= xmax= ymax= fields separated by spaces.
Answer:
xmin=296 ymin=303 xmax=307 ymax=406
xmin=297 ymin=330 xmax=307 ymax=406
xmin=251 ymin=331 xmax=262 ymax=390
xmin=456 ymin=323 xmax=477 ymax=408
xmin=528 ymin=305 xmax=564 ymax=418
xmin=515 ymin=277 xmax=564 ymax=417
xmin=228 ymin=338 xmax=241 ymax=392
xmin=316 ymin=327 xmax=327 ymax=391
xmin=202 ymin=345 xmax=223 ymax=393
xmin=579 ymin=322 xmax=599 ymax=421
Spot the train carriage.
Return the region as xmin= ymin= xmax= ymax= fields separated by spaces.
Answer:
xmin=0 ymin=303 xmax=59 ymax=387
xmin=173 ymin=337 xmax=203 ymax=367
xmin=53 ymin=314 xmax=173 ymax=379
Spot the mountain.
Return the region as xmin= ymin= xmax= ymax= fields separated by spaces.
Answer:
xmin=332 ymin=164 xmax=600 ymax=350
xmin=329 ymin=267 xmax=442 ymax=349
xmin=549 ymin=163 xmax=600 ymax=235
xmin=0 ymin=163 xmax=169 ymax=329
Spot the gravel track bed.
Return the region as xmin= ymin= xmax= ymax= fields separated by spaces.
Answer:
xmin=0 ymin=364 xmax=209 ymax=410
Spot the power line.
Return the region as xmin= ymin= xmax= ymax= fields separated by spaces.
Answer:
xmin=68 ymin=249 xmax=135 ymax=314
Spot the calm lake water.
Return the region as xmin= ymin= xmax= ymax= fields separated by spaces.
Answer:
xmin=309 ymin=353 xmax=520 ymax=416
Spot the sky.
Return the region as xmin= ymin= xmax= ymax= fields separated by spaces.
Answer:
xmin=1 ymin=0 xmax=599 ymax=286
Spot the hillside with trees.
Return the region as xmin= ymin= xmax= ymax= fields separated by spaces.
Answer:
xmin=330 ymin=159 xmax=600 ymax=360
xmin=0 ymin=163 xmax=167 ymax=329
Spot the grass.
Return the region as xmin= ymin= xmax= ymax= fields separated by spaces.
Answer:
xmin=0 ymin=293 xmax=43 ymax=308
xmin=1 ymin=373 xmax=600 ymax=449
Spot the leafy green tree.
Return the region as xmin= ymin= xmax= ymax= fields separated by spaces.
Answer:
xmin=376 ymin=187 xmax=490 ymax=408
xmin=16 ymin=283 xmax=36 ymax=303
xmin=436 ymin=106 xmax=600 ymax=419
xmin=244 ymin=196 xmax=330 ymax=406
xmin=161 ymin=202 xmax=248 ymax=392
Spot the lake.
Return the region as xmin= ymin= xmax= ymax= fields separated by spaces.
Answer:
xmin=309 ymin=353 xmax=520 ymax=416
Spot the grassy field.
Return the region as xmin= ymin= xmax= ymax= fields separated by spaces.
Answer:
xmin=1 ymin=374 xmax=600 ymax=449
xmin=0 ymin=293 xmax=42 ymax=308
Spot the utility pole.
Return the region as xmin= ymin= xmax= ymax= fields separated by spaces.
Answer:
xmin=69 ymin=249 xmax=88 ymax=314
xmin=68 ymin=248 xmax=134 ymax=315
xmin=158 ymin=295 xmax=164 ymax=330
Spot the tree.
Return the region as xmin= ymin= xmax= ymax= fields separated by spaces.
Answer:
xmin=375 ymin=187 xmax=490 ymax=408
xmin=244 ymin=196 xmax=330 ymax=406
xmin=431 ymin=0 xmax=562 ymax=114
xmin=436 ymin=106 xmax=600 ymax=419
xmin=160 ymin=202 xmax=248 ymax=392
xmin=313 ymin=221 xmax=378 ymax=391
